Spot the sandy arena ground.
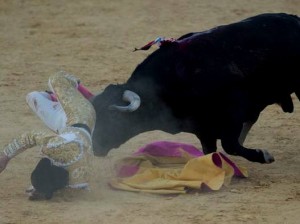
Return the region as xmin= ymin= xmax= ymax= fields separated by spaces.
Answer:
xmin=0 ymin=0 xmax=299 ymax=223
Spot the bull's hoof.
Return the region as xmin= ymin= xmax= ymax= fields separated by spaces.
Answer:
xmin=28 ymin=190 xmax=47 ymax=201
xmin=260 ymin=149 xmax=275 ymax=163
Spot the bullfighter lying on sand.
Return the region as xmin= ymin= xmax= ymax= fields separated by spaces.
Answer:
xmin=0 ymin=71 xmax=96 ymax=200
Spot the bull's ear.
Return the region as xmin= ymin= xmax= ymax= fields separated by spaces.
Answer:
xmin=109 ymin=90 xmax=141 ymax=112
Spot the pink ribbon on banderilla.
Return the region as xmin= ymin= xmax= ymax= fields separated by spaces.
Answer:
xmin=133 ymin=37 xmax=176 ymax=51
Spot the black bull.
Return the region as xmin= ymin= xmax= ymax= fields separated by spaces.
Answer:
xmin=91 ymin=13 xmax=300 ymax=163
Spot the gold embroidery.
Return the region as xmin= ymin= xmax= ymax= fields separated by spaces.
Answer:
xmin=2 ymin=71 xmax=96 ymax=187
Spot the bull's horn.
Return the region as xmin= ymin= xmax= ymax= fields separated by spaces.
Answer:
xmin=109 ymin=90 xmax=141 ymax=112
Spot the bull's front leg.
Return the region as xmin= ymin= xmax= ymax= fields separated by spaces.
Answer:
xmin=196 ymin=133 xmax=217 ymax=155
xmin=221 ymin=122 xmax=274 ymax=164
xmin=238 ymin=121 xmax=255 ymax=145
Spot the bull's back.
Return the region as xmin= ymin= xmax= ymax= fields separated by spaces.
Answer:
xmin=176 ymin=13 xmax=300 ymax=94
xmin=128 ymin=13 xmax=300 ymax=103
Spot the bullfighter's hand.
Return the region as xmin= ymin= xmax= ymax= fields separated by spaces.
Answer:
xmin=0 ymin=153 xmax=9 ymax=174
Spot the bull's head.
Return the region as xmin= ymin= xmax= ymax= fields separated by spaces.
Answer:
xmin=91 ymin=84 xmax=147 ymax=156
xmin=91 ymin=83 xmax=180 ymax=156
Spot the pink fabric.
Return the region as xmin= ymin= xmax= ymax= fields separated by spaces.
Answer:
xmin=117 ymin=165 xmax=140 ymax=178
xmin=46 ymin=83 xmax=94 ymax=102
xmin=77 ymin=83 xmax=94 ymax=100
xmin=118 ymin=141 xmax=247 ymax=178
xmin=49 ymin=92 xmax=57 ymax=101
xmin=133 ymin=37 xmax=176 ymax=51
xmin=219 ymin=152 xmax=245 ymax=177
xmin=134 ymin=141 xmax=204 ymax=157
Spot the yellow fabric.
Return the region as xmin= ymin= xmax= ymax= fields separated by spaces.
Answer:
xmin=110 ymin=152 xmax=248 ymax=194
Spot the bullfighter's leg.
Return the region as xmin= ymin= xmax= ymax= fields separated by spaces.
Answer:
xmin=0 ymin=72 xmax=96 ymax=199
xmin=221 ymin=122 xmax=274 ymax=164
xmin=48 ymin=71 xmax=96 ymax=131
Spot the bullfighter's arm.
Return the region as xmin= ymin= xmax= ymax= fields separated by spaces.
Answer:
xmin=0 ymin=130 xmax=55 ymax=173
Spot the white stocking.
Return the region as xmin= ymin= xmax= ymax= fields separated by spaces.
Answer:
xmin=26 ymin=91 xmax=67 ymax=133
